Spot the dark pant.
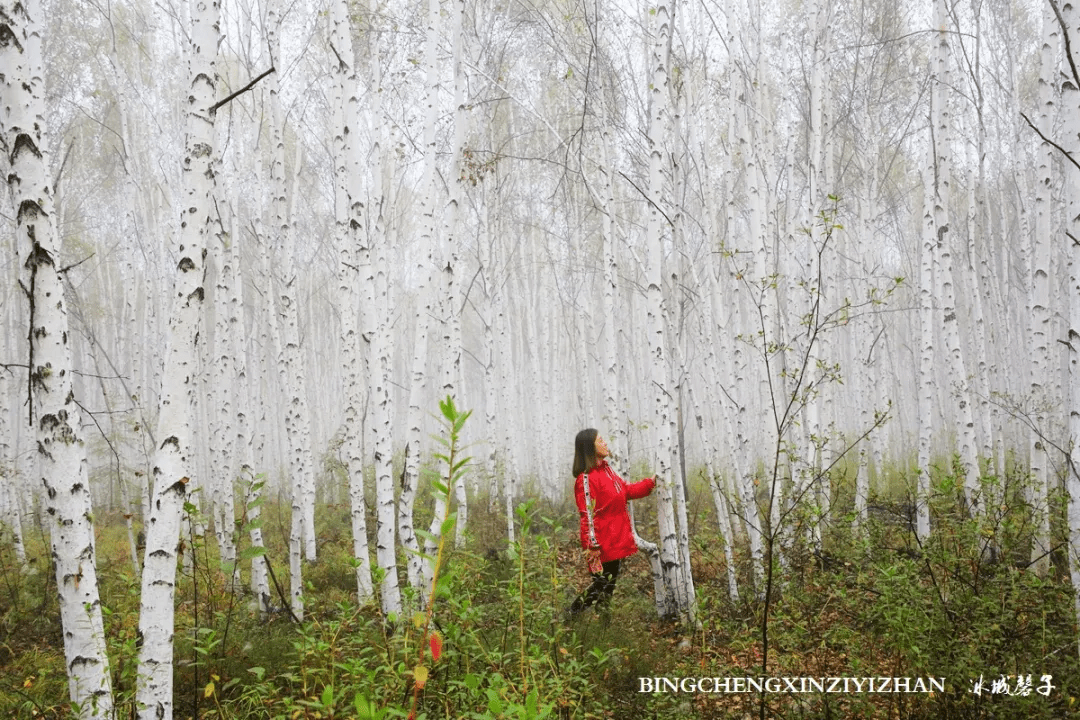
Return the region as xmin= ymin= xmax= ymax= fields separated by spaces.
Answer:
xmin=570 ymin=559 xmax=621 ymax=614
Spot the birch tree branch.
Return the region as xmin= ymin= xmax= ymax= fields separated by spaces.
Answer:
xmin=209 ymin=66 xmax=275 ymax=115
xmin=1020 ymin=111 xmax=1080 ymax=174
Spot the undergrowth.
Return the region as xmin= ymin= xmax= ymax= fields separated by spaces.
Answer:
xmin=1 ymin=453 xmax=1078 ymax=719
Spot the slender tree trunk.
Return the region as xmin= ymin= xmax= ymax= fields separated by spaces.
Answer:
xmin=644 ymin=0 xmax=688 ymax=623
xmin=444 ymin=0 xmax=468 ymax=548
xmin=412 ymin=0 xmax=441 ymax=597
xmin=330 ymin=0 xmax=376 ymax=604
xmin=1 ymin=2 xmax=114 ymax=714
xmin=1060 ymin=0 xmax=1080 ymax=659
xmin=931 ymin=0 xmax=979 ymax=512
xmin=1 ymin=292 xmax=27 ymax=566
xmin=917 ymin=160 xmax=937 ymax=543
xmin=1030 ymin=3 xmax=1057 ymax=574
xmin=135 ymin=0 xmax=218 ymax=712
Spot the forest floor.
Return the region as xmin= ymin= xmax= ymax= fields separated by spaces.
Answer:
xmin=1 ymin=467 xmax=1079 ymax=719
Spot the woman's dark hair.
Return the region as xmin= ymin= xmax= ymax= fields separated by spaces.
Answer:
xmin=572 ymin=428 xmax=599 ymax=478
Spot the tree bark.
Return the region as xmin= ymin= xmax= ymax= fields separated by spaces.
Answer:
xmin=1 ymin=1 xmax=114 ymax=714
xmin=135 ymin=0 xmax=219 ymax=713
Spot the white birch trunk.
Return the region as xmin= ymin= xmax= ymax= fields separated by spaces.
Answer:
xmin=211 ymin=187 xmax=238 ymax=588
xmin=0 ymin=298 xmax=26 ymax=566
xmin=369 ymin=45 xmax=401 ymax=615
xmin=1061 ymin=0 xmax=1080 ymax=659
xmin=644 ymin=0 xmax=687 ymax=622
xmin=917 ymin=166 xmax=937 ymax=542
xmin=135 ymin=0 xmax=218 ymax=712
xmin=1 ymin=2 xmax=113 ymax=713
xmin=237 ymin=272 xmax=270 ymax=612
xmin=931 ymin=0 xmax=979 ymax=512
xmin=413 ymin=0 xmax=440 ymax=593
xmin=444 ymin=0 xmax=468 ymax=548
xmin=1030 ymin=4 xmax=1057 ymax=574
xmin=331 ymin=0 xmax=375 ymax=604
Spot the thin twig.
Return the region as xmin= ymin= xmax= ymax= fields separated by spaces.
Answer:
xmin=617 ymin=170 xmax=676 ymax=228
xmin=58 ymin=253 xmax=95 ymax=275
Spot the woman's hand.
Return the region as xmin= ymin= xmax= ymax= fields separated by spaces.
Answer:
xmin=586 ymin=546 xmax=602 ymax=574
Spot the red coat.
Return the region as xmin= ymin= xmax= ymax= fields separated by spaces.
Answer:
xmin=574 ymin=461 xmax=656 ymax=563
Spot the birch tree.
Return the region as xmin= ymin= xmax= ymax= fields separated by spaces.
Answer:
xmin=330 ymin=0 xmax=375 ymax=605
xmin=1030 ymin=2 xmax=1058 ymax=572
xmin=135 ymin=0 xmax=219 ymax=713
xmin=932 ymin=0 xmax=981 ymax=512
xmin=1059 ymin=0 xmax=1080 ymax=658
xmin=413 ymin=0 xmax=441 ymax=595
xmin=643 ymin=0 xmax=692 ymax=623
xmin=264 ymin=0 xmax=318 ymax=618
xmin=0 ymin=1 xmax=114 ymax=715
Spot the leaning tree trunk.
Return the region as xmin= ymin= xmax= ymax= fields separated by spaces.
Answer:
xmin=0 ymin=1 xmax=114 ymax=715
xmin=135 ymin=0 xmax=218 ymax=715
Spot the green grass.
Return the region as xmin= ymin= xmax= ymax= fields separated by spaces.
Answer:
xmin=1 ymin=454 xmax=1079 ymax=719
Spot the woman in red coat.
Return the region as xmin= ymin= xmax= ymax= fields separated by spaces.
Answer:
xmin=568 ymin=428 xmax=656 ymax=616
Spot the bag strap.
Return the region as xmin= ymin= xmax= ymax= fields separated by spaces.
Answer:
xmin=582 ymin=471 xmax=599 ymax=548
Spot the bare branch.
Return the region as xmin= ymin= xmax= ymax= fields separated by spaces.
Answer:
xmin=209 ymin=66 xmax=275 ymax=115
xmin=1019 ymin=111 xmax=1080 ymax=174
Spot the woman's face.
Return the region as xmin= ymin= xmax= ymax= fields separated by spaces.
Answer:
xmin=594 ymin=434 xmax=610 ymax=460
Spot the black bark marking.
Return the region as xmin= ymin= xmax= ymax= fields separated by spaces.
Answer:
xmin=69 ymin=656 xmax=100 ymax=670
xmin=11 ymin=133 xmax=41 ymax=162
xmin=17 ymin=198 xmax=44 ymax=224
xmin=160 ymin=436 xmax=180 ymax=451
xmin=149 ymin=549 xmax=170 ymax=559
xmin=0 ymin=22 xmax=25 ymax=53
xmin=177 ymin=256 xmax=196 ymax=272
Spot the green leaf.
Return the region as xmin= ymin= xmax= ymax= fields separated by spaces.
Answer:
xmin=440 ymin=513 xmax=457 ymax=538
xmin=241 ymin=518 xmax=263 ymax=532
xmin=321 ymin=684 xmax=334 ymax=709
xmin=464 ymin=673 xmax=481 ymax=692
xmin=240 ymin=545 xmax=267 ymax=560
xmin=486 ymin=688 xmax=504 ymax=715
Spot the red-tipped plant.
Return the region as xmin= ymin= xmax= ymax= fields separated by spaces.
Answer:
xmin=408 ymin=396 xmax=471 ymax=720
